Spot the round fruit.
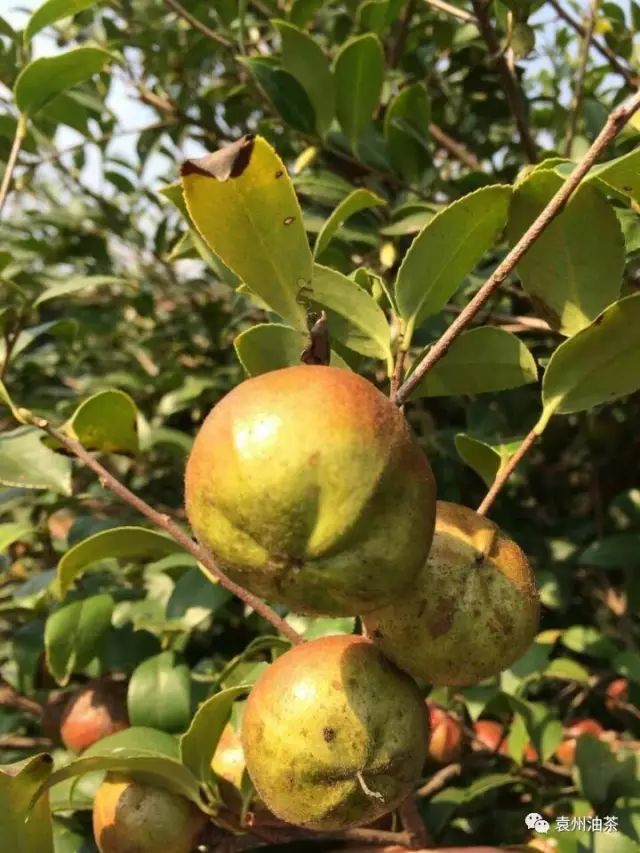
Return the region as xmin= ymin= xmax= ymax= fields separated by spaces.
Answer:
xmin=363 ymin=502 xmax=539 ymax=685
xmin=93 ymin=774 xmax=207 ymax=853
xmin=212 ymin=723 xmax=245 ymax=789
xmin=427 ymin=704 xmax=463 ymax=764
xmin=241 ymin=634 xmax=429 ymax=830
xmin=605 ymin=678 xmax=629 ymax=712
xmin=473 ymin=720 xmax=508 ymax=755
xmin=185 ymin=365 xmax=436 ymax=616
xmin=61 ymin=679 xmax=129 ymax=753
xmin=555 ymin=719 xmax=604 ymax=767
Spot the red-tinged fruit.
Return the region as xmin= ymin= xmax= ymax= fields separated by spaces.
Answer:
xmin=605 ymin=678 xmax=629 ymax=712
xmin=473 ymin=720 xmax=508 ymax=755
xmin=92 ymin=774 xmax=207 ymax=853
xmin=185 ymin=365 xmax=436 ymax=616
xmin=60 ymin=679 xmax=129 ymax=753
xmin=427 ymin=704 xmax=464 ymax=764
xmin=555 ymin=719 xmax=604 ymax=767
xmin=363 ymin=502 xmax=539 ymax=685
xmin=241 ymin=634 xmax=429 ymax=830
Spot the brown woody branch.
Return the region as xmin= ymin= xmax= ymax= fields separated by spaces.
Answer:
xmin=163 ymin=0 xmax=232 ymax=49
xmin=477 ymin=427 xmax=538 ymax=516
xmin=472 ymin=0 xmax=537 ymax=163
xmin=564 ymin=0 xmax=600 ymax=155
xmin=0 ymin=114 xmax=27 ymax=219
xmin=423 ymin=0 xmax=476 ymax=24
xmin=394 ymin=87 xmax=640 ymax=405
xmin=428 ymin=123 xmax=482 ymax=171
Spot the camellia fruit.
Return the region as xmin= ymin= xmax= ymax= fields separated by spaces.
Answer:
xmin=212 ymin=723 xmax=245 ymax=789
xmin=555 ymin=719 xmax=604 ymax=767
xmin=241 ymin=634 xmax=429 ymax=830
xmin=427 ymin=703 xmax=464 ymax=764
xmin=60 ymin=679 xmax=129 ymax=753
xmin=92 ymin=774 xmax=207 ymax=853
xmin=363 ymin=502 xmax=539 ymax=686
xmin=185 ymin=365 xmax=436 ymax=616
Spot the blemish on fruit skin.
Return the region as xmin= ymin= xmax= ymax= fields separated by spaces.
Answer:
xmin=275 ymin=170 xmax=284 ymax=179
xmin=283 ymin=216 xmax=295 ymax=225
xmin=323 ymin=727 xmax=336 ymax=742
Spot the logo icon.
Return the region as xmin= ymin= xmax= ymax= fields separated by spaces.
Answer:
xmin=525 ymin=813 xmax=542 ymax=829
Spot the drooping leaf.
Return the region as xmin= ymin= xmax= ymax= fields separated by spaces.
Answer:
xmin=0 ymin=427 xmax=72 ymax=495
xmin=410 ymin=327 xmax=537 ymax=398
xmin=395 ymin=185 xmax=511 ymax=341
xmin=234 ymin=323 xmax=348 ymax=376
xmin=581 ymin=534 xmax=640 ymax=570
xmin=238 ymin=58 xmax=316 ymax=134
xmin=541 ymin=293 xmax=640 ymax=425
xmin=127 ymin=652 xmax=191 ymax=733
xmin=454 ymin=434 xmax=502 ymax=488
xmin=45 ymin=594 xmax=114 ymax=685
xmin=314 ymin=188 xmax=385 ymax=258
xmin=333 ymin=34 xmax=384 ymax=151
xmin=57 ymin=526 xmax=184 ymax=596
xmin=274 ymin=20 xmax=334 ymax=136
xmin=57 ymin=390 xmax=139 ymax=455
xmin=508 ymin=170 xmax=624 ymax=335
xmin=33 ymin=275 xmax=126 ymax=307
xmin=0 ymin=755 xmax=54 ymax=852
xmin=1 ymin=319 xmax=77 ymax=362
xmin=181 ymin=135 xmax=312 ymax=331
xmin=14 ymin=47 xmax=110 ymax=116
xmin=384 ymin=82 xmax=431 ymax=181
xmin=25 ymin=0 xmax=98 ymax=43
xmin=585 ymin=147 xmax=640 ymax=204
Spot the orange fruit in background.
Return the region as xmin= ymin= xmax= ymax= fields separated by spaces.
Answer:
xmin=60 ymin=679 xmax=129 ymax=753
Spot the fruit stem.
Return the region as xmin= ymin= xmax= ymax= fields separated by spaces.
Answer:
xmin=477 ymin=427 xmax=538 ymax=517
xmin=356 ymin=770 xmax=385 ymax=801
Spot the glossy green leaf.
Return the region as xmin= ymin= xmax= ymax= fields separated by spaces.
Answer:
xmin=57 ymin=526 xmax=183 ymax=596
xmin=166 ymin=568 xmax=232 ymax=620
xmin=541 ymin=293 xmax=640 ymax=424
xmin=411 ymin=327 xmax=537 ymax=398
xmin=239 ymin=58 xmax=316 ymax=134
xmin=25 ymin=0 xmax=97 ymax=42
xmin=180 ymin=685 xmax=249 ymax=784
xmin=0 ymin=522 xmax=32 ymax=554
xmin=508 ymin=170 xmax=624 ymax=335
xmin=1 ymin=319 xmax=77 ymax=362
xmin=0 ymin=379 xmax=27 ymax=423
xmin=0 ymin=427 xmax=72 ymax=495
xmin=45 ymin=594 xmax=114 ymax=685
xmin=334 ymin=34 xmax=384 ymax=151
xmin=128 ymin=652 xmax=191 ymax=733
xmin=309 ymin=264 xmax=392 ymax=363
xmin=454 ymin=434 xmax=502 ymax=488
xmin=395 ymin=185 xmax=511 ymax=339
xmin=33 ymin=275 xmax=125 ymax=307
xmin=575 ymin=736 xmax=623 ymax=805
xmin=274 ymin=20 xmax=334 ymax=136
xmin=14 ymin=47 xmax=110 ymax=116
xmin=384 ymin=82 xmax=431 ymax=181
xmin=314 ymin=188 xmax=385 ymax=258
xmin=59 ymin=390 xmax=139 ymax=454
xmin=0 ymin=755 xmax=54 ymax=852
xmin=234 ymin=323 xmax=348 ymax=376
xmin=544 ymin=657 xmax=590 ymax=683
xmin=182 ymin=135 xmax=311 ymax=331
xmin=581 ymin=534 xmax=640 ymax=569
xmin=586 ymin=147 xmax=640 ymax=204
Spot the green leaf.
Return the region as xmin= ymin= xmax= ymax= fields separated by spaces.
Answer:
xmin=309 ymin=264 xmax=392 ymax=363
xmin=166 ymin=568 xmax=232 ymax=621
xmin=541 ymin=293 xmax=640 ymax=424
xmin=575 ymin=736 xmax=623 ymax=805
xmin=239 ymin=58 xmax=316 ymax=134
xmin=586 ymin=146 xmax=640 ymax=204
xmin=25 ymin=0 xmax=98 ymax=43
xmin=544 ymin=657 xmax=591 ymax=683
xmin=182 ymin=135 xmax=312 ymax=331
xmin=274 ymin=20 xmax=334 ymax=136
xmin=0 ymin=522 xmax=32 ymax=554
xmin=234 ymin=323 xmax=348 ymax=376
xmin=314 ymin=188 xmax=385 ymax=258
xmin=508 ymin=170 xmax=624 ymax=335
xmin=14 ymin=47 xmax=110 ymax=116
xmin=45 ymin=594 xmax=114 ymax=685
xmin=0 ymin=379 xmax=27 ymax=423
xmin=59 ymin=390 xmax=139 ymax=454
xmin=410 ymin=327 xmax=537 ymax=397
xmin=57 ymin=526 xmax=184 ymax=597
xmin=0 ymin=755 xmax=54 ymax=852
xmin=581 ymin=534 xmax=640 ymax=569
xmin=395 ymin=185 xmax=511 ymax=340
xmin=1 ymin=319 xmax=77 ymax=362
xmin=0 ymin=427 xmax=72 ymax=495
xmin=128 ymin=652 xmax=191 ymax=733
xmin=384 ymin=82 xmax=431 ymax=181
xmin=33 ymin=275 xmax=126 ymax=307
xmin=180 ymin=685 xmax=249 ymax=784
xmin=333 ymin=34 xmax=384 ymax=151
xmin=454 ymin=434 xmax=502 ymax=488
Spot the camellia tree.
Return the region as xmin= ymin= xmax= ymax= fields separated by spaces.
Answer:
xmin=1 ymin=0 xmax=640 ymax=851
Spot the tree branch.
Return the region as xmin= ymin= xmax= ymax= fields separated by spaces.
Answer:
xmin=548 ymin=0 xmax=639 ymax=90
xmin=428 ymin=123 xmax=482 ymax=171
xmin=477 ymin=427 xmax=538 ymax=516
xmin=423 ymin=0 xmax=476 ymax=24
xmin=398 ymin=796 xmax=431 ymax=848
xmin=416 ymin=762 xmax=462 ymax=798
xmin=563 ymin=0 xmax=600 ymax=156
xmin=163 ymin=0 xmax=233 ymax=48
xmin=0 ymin=114 xmax=27 ymax=219
xmin=389 ymin=0 xmax=418 ymax=68
xmin=20 ymin=414 xmax=303 ymax=646
xmin=471 ymin=0 xmax=537 ymax=163
xmin=394 ymin=87 xmax=640 ymax=405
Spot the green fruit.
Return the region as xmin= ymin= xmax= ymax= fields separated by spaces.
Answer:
xmin=241 ymin=634 xmax=429 ymax=830
xmin=363 ymin=501 xmax=539 ymax=686
xmin=92 ymin=775 xmax=206 ymax=853
xmin=185 ymin=365 xmax=436 ymax=615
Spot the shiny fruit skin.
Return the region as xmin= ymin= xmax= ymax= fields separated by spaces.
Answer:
xmin=555 ymin=719 xmax=604 ymax=767
xmin=427 ymin=704 xmax=463 ymax=764
xmin=363 ymin=502 xmax=539 ymax=686
xmin=473 ymin=720 xmax=508 ymax=755
xmin=61 ymin=679 xmax=129 ymax=753
xmin=241 ymin=634 xmax=429 ymax=830
xmin=93 ymin=774 xmax=206 ymax=853
xmin=185 ymin=366 xmax=436 ymax=616
xmin=212 ymin=723 xmax=245 ymax=789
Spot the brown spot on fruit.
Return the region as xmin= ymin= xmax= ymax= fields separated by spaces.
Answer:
xmin=323 ymin=727 xmax=336 ymax=742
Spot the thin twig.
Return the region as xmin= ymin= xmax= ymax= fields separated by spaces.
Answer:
xmin=20 ymin=414 xmax=303 ymax=645
xmin=472 ymin=0 xmax=537 ymax=163
xmin=0 ymin=736 xmax=53 ymax=749
xmin=0 ymin=114 xmax=27 ymax=219
xmin=416 ymin=762 xmax=462 ymax=798
xmin=389 ymin=0 xmax=417 ymax=67
xmin=163 ymin=0 xmax=233 ymax=48
xmin=564 ymin=0 xmax=600 ymax=156
xmin=548 ymin=0 xmax=639 ymax=90
xmin=390 ymin=345 xmax=408 ymax=399
xmin=398 ymin=796 xmax=431 ymax=848
xmin=0 ymin=682 xmax=43 ymax=717
xmin=442 ymin=304 xmax=553 ymax=333
xmin=394 ymin=87 xmax=640 ymax=405
xmin=423 ymin=0 xmax=476 ymax=24
xmin=428 ymin=123 xmax=482 ymax=170
xmin=477 ymin=427 xmax=538 ymax=515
